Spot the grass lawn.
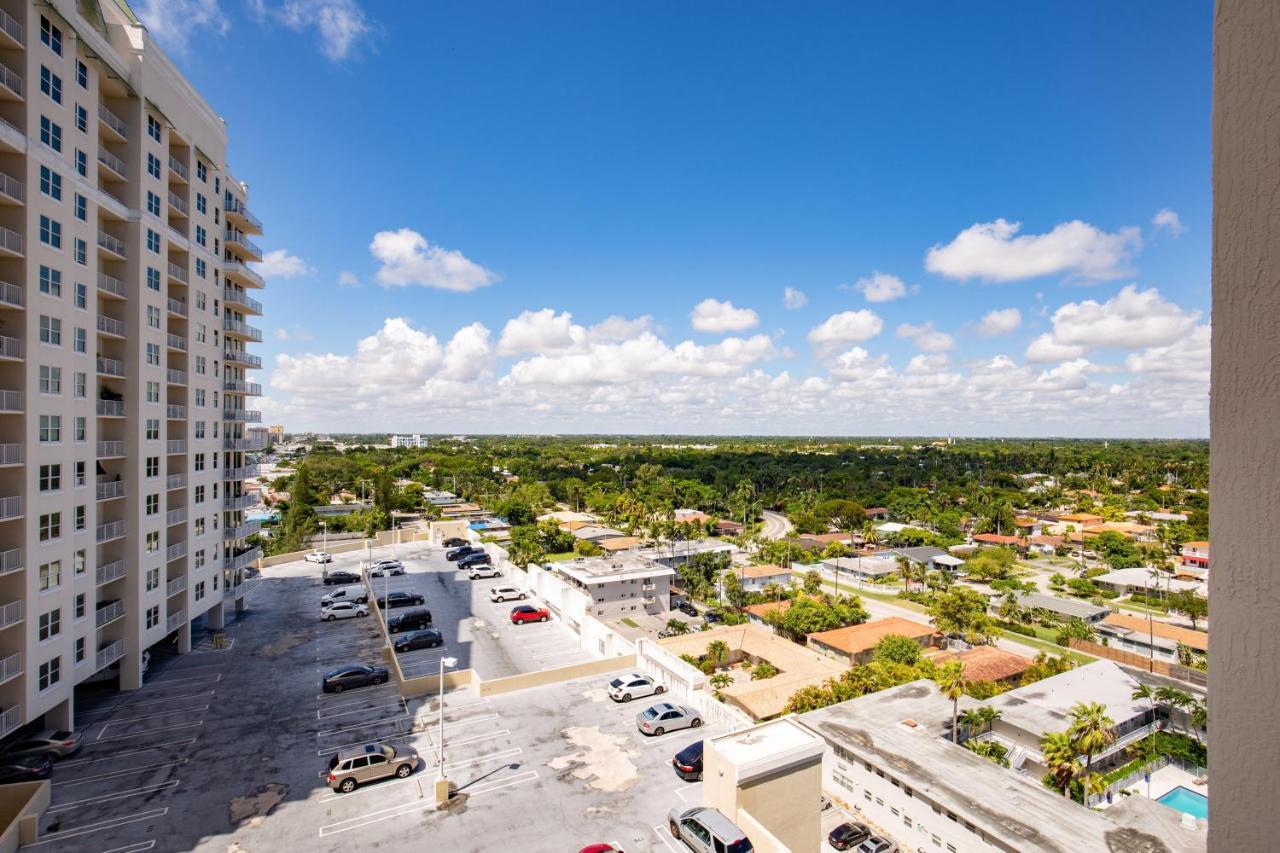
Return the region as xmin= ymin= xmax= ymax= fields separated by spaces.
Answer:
xmin=620 ymin=617 xmax=640 ymax=628
xmin=544 ymin=551 xmax=579 ymax=562
xmin=1115 ymin=599 xmax=1170 ymax=616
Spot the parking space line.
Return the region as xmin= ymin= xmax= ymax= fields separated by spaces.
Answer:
xmin=652 ymin=824 xmax=684 ymax=853
xmin=315 ymin=688 xmax=400 ymax=704
xmin=58 ymin=739 xmax=197 ymax=769
xmin=316 ymin=712 xmax=410 ymax=739
xmin=138 ymin=673 xmax=222 ymax=690
xmin=101 ymin=841 xmax=156 ymax=853
xmin=54 ymin=759 xmax=185 ymax=787
xmin=104 ymin=704 xmax=210 ymax=724
xmin=96 ymin=722 xmax=202 ymax=743
xmin=110 ymin=690 xmax=217 ymax=710
xmin=47 ymin=781 xmax=179 ymax=814
xmin=316 ymin=699 xmax=405 ymax=721
xmin=23 ymin=809 xmax=169 ymax=848
xmin=317 ymin=770 xmax=538 ymax=837
xmin=317 ymin=748 xmax=522 ymax=804
xmin=317 ymin=693 xmax=405 ymax=714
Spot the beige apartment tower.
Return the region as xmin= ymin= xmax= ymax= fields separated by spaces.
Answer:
xmin=0 ymin=0 xmax=264 ymax=736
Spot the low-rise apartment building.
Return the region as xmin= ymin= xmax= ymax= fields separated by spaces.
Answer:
xmin=549 ymin=554 xmax=674 ymax=619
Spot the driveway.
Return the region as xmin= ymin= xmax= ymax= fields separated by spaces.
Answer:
xmin=760 ymin=510 xmax=794 ymax=540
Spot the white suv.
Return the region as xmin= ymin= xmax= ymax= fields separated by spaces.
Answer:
xmin=321 ymin=601 xmax=369 ymax=621
xmin=469 ymin=564 xmax=502 ymax=580
xmin=489 ymin=586 xmax=526 ymax=603
xmin=608 ymin=672 xmax=665 ymax=702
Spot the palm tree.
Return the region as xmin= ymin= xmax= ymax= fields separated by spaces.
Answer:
xmin=706 ymin=640 xmax=730 ymax=668
xmin=762 ymin=582 xmax=784 ymax=602
xmin=1040 ymin=731 xmax=1081 ymax=797
xmin=936 ymin=661 xmax=967 ymax=743
xmin=1067 ymin=701 xmax=1116 ymax=793
xmin=665 ymin=618 xmax=691 ymax=636
xmin=1190 ymin=701 xmax=1208 ymax=741
xmin=1155 ymin=686 xmax=1195 ymax=731
xmin=977 ymin=705 xmax=1001 ymax=735
xmin=1131 ymin=683 xmax=1160 ymax=772
xmin=895 ymin=555 xmax=913 ymax=590
xmin=958 ymin=708 xmax=985 ymax=741
xmin=964 ymin=739 xmax=1010 ymax=767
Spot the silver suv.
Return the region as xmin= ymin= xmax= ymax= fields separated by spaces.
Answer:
xmin=667 ymin=806 xmax=753 ymax=852
xmin=327 ymin=742 xmax=420 ymax=793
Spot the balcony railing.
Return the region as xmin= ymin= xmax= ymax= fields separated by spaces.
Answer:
xmin=166 ymin=440 xmax=186 ymax=454
xmin=223 ymin=409 xmax=263 ymax=423
xmin=222 ymin=289 xmax=263 ymax=314
xmin=166 ymin=405 xmax=186 ymax=419
xmin=223 ymin=380 xmax=263 ymax=396
xmin=0 ymin=62 xmax=20 ymax=99
xmin=167 ymin=190 xmax=188 ymax=215
xmin=95 ymin=560 xmax=125 ymax=586
xmin=168 ymin=155 xmax=188 ymax=181
xmin=0 ymin=170 xmax=22 ymax=203
xmin=0 ymin=599 xmax=21 ymax=629
xmin=166 ymin=473 xmax=187 ymax=490
xmin=98 ymin=271 xmax=126 ymax=298
xmin=224 ymin=436 xmax=267 ymax=451
xmin=223 ymin=465 xmax=258 ymax=480
xmin=96 ymin=356 xmax=125 ymax=377
xmin=223 ymin=318 xmax=263 ymax=342
xmin=0 ymin=9 xmax=22 ymax=47
xmin=96 ymin=479 xmax=125 ymax=501
xmin=97 ymin=441 xmax=125 ymax=458
xmin=166 ymin=261 xmax=189 ymax=284
xmin=224 ymin=547 xmax=262 ymax=572
xmin=0 ymin=335 xmax=20 ymax=360
xmin=0 ymin=548 xmax=20 ymax=577
xmin=224 ymin=350 xmax=262 ymax=368
xmin=166 ymin=609 xmax=185 ymax=632
xmin=0 ymin=444 xmax=19 ymax=466
xmin=224 ymin=520 xmax=262 ymax=541
xmin=96 ymin=639 xmax=124 ymax=670
xmin=165 ymin=508 xmax=187 ymax=526
xmin=224 ymin=494 xmax=257 ymax=510
xmin=0 ymin=496 xmax=19 ymax=520
xmin=222 ymin=261 xmax=264 ymax=289
xmin=166 ymin=369 xmax=187 ymax=385
xmin=0 ymin=390 xmax=18 ymax=412
xmin=165 ymin=541 xmax=186 ymax=561
xmin=166 ymin=575 xmax=186 ymax=596
xmin=226 ymin=198 xmax=263 ymax=231
xmin=96 ymin=399 xmax=125 ymax=417
xmin=96 ymin=315 xmax=125 ymax=337
xmin=224 ymin=576 xmax=262 ymax=600
xmin=0 ymin=651 xmax=20 ymax=684
xmin=166 ymin=332 xmax=187 ymax=351
xmin=97 ymin=149 xmax=127 ymax=179
xmin=97 ymin=230 xmax=126 ymax=256
xmin=96 ymin=520 xmax=125 ymax=543
xmin=224 ymin=230 xmax=263 ymax=258
xmin=167 ymin=296 xmax=188 ymax=316
xmin=0 ymin=280 xmax=20 ymax=309
xmin=98 ymin=104 xmax=127 ymax=139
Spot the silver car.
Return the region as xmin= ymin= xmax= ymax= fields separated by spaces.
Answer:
xmin=608 ymin=672 xmax=665 ymax=702
xmin=636 ymin=702 xmax=701 ymax=736
xmin=327 ymin=742 xmax=420 ymax=793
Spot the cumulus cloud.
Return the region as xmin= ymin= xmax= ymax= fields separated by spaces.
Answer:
xmin=783 ymin=287 xmax=808 ymax=309
xmin=973 ymin=307 xmax=1022 ymax=337
xmin=1025 ymin=334 xmax=1087 ymax=363
xmin=896 ymin=321 xmax=955 ymax=353
xmin=249 ymin=0 xmax=376 ymax=60
xmin=370 ymin=228 xmax=498 ymax=292
xmin=691 ymin=298 xmax=760 ymax=333
xmin=254 ymin=249 xmax=313 ymax=279
xmin=497 ymin=309 xmax=580 ymax=356
xmin=807 ymin=310 xmax=884 ymax=348
xmin=337 ymin=271 xmax=360 ymax=287
xmin=1048 ymin=285 xmax=1200 ymax=350
xmin=503 ymin=333 xmax=779 ymax=387
xmin=853 ymin=271 xmax=909 ymax=303
xmin=925 ymin=218 xmax=1142 ymax=282
xmin=135 ymin=0 xmax=228 ymax=53
xmin=1125 ymin=325 xmax=1210 ymax=383
xmin=1152 ymin=208 xmax=1187 ymax=237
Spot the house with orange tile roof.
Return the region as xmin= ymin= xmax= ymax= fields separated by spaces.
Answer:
xmin=1095 ymin=612 xmax=1209 ymax=663
xmin=971 ymin=533 xmax=1023 ymax=548
xmin=744 ymin=599 xmax=792 ymax=632
xmin=932 ymin=645 xmax=1033 ymax=684
xmin=806 ymin=616 xmax=939 ymax=665
xmin=1180 ymin=541 xmax=1210 ymax=570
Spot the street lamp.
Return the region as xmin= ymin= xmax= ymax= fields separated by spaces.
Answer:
xmin=320 ymin=521 xmax=327 ymax=555
xmin=436 ymin=656 xmax=458 ymax=803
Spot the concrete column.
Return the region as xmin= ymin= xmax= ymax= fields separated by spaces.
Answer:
xmin=1210 ymin=1 xmax=1280 ymax=848
xmin=118 ymin=650 xmax=143 ymax=691
xmin=46 ymin=697 xmax=73 ymax=732
xmin=177 ymin=619 xmax=192 ymax=654
xmin=206 ymin=601 xmax=225 ymax=631
xmin=235 ymin=596 xmax=247 ymax=615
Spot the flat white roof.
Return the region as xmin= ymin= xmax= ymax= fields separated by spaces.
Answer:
xmin=552 ymin=555 xmax=674 ymax=584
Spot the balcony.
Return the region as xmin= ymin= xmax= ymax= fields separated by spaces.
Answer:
xmin=224 ymin=494 xmax=257 ymax=511
xmin=222 ymin=261 xmax=264 ymax=289
xmin=166 ymin=609 xmax=186 ymax=632
xmin=96 ymin=520 xmax=125 ymax=543
xmin=98 ymin=271 xmax=126 ymax=299
xmin=168 ymin=223 xmax=187 ymax=245
xmin=0 ymin=170 xmax=22 ymax=205
xmin=0 ymin=390 xmax=18 ymax=412
xmin=166 ymin=369 xmax=187 ymax=386
xmin=96 ymin=478 xmax=126 ymax=501
xmin=0 ymin=705 xmax=19 ymax=740
xmin=224 ymin=350 xmax=262 ymax=369
xmin=224 ymin=546 xmax=262 ymax=572
xmin=0 ymin=599 xmax=21 ymax=629
xmin=97 ymin=441 xmax=125 ymax=459
xmin=166 ymin=404 xmax=186 ymax=419
xmin=96 ymin=399 xmax=125 ymax=418
xmin=0 ymin=651 xmax=20 ymax=685
xmin=166 ymin=440 xmax=186 ymax=454
xmin=0 ymin=548 xmax=20 ymax=577
xmin=165 ymin=508 xmax=186 ymax=526
xmin=0 ymin=61 xmax=22 ymax=100
xmin=0 ymin=444 xmax=19 ymax=467
xmin=223 ymin=409 xmax=262 ymax=423
xmin=224 ymin=436 xmax=266 ymax=451
xmin=168 ymin=155 xmax=188 ymax=183
xmin=224 ymin=576 xmax=262 ymax=600
xmin=96 ymin=639 xmax=124 ymax=670
xmin=225 ymin=198 xmax=263 ymax=234
xmin=167 ymin=191 xmax=188 ymax=216
xmin=224 ymin=230 xmax=263 ymax=261
xmin=223 ymin=318 xmax=263 ymax=342
xmin=95 ymin=560 xmax=125 ymax=586
xmin=0 ymin=280 xmax=20 ymax=309
xmin=166 ymin=473 xmax=186 ymax=490
xmin=0 ymin=336 xmax=19 ymax=362
xmin=166 ymin=261 xmax=189 ymax=284
xmin=222 ymin=289 xmax=263 ymax=315
xmin=0 ymin=496 xmax=19 ymax=521
xmin=97 ymin=230 xmax=126 ymax=258
xmin=165 ymin=541 xmax=186 ymax=561
xmin=0 ymin=117 xmax=19 ymax=153
xmin=223 ymin=380 xmax=263 ymax=396
xmin=166 ymin=332 xmax=187 ymax=352
xmin=0 ymin=9 xmax=22 ymax=49
xmin=96 ymin=356 xmax=125 ymax=377
xmin=223 ymin=520 xmax=262 ymax=541
xmin=223 ymin=465 xmax=258 ymax=480
xmin=97 ymin=148 xmax=128 ymax=180
xmin=167 ymin=296 xmax=188 ymax=317
xmin=96 ymin=315 xmax=125 ymax=338
xmin=98 ymin=104 xmax=127 ymax=141
xmin=166 ymin=575 xmax=186 ymax=597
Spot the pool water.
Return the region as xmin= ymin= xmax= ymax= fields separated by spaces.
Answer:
xmin=1158 ymin=786 xmax=1208 ymax=820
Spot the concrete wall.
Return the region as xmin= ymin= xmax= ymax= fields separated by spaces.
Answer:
xmin=260 ymin=539 xmax=370 ymax=567
xmin=475 ymin=654 xmax=637 ymax=697
xmin=0 ymin=780 xmax=48 ymax=853
xmin=734 ymin=760 xmax=823 ymax=853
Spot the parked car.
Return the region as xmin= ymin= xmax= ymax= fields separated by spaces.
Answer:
xmin=468 ymin=564 xmax=502 ymax=580
xmin=578 ymin=846 xmax=624 ymax=853
xmin=457 ymin=552 xmax=492 ymax=570
xmin=446 ymin=545 xmax=481 ymax=561
xmin=327 ymin=742 xmax=420 ymax=793
xmin=387 ymin=609 xmax=433 ymax=633
xmin=0 ymin=756 xmax=52 ymax=784
xmin=394 ymin=628 xmax=444 ymax=653
xmin=369 ymin=561 xmax=405 ymax=577
xmin=636 ymin=702 xmax=701 ymax=736
xmin=676 ymin=600 xmax=699 ymax=618
xmin=376 ymin=591 xmax=425 ymax=610
xmin=305 ymin=551 xmax=333 ymax=564
xmin=323 ymin=570 xmax=361 ymax=586
xmin=489 ymin=586 xmax=527 ymax=602
xmin=703 ymin=610 xmax=724 ymax=624
xmin=320 ymin=601 xmax=369 ymax=621
xmin=321 ymin=664 xmax=390 ymax=694
xmin=667 ymin=806 xmax=752 ymax=853
xmin=671 ymin=740 xmax=703 ymax=782
xmin=441 ymin=537 xmax=469 ymax=548
xmin=608 ymin=672 xmax=665 ymax=702
xmin=854 ymin=837 xmax=897 ymax=853
xmin=321 ymin=585 xmax=368 ymax=606
xmin=828 ymin=822 xmax=871 ymax=851
xmin=2 ymin=730 xmax=83 ymax=761
xmin=510 ymin=605 xmax=550 ymax=624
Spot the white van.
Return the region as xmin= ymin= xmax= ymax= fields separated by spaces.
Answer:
xmin=321 ymin=585 xmax=368 ymax=606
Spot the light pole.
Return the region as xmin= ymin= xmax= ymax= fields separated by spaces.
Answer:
xmin=436 ymin=656 xmax=458 ymax=804
xmin=320 ymin=521 xmax=327 ymax=555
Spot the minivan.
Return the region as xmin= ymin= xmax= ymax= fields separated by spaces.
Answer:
xmin=321 ymin=585 xmax=367 ymax=606
xmin=667 ymin=806 xmax=752 ymax=853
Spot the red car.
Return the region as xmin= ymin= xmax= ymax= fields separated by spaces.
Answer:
xmin=579 ymin=846 xmax=623 ymax=853
xmin=510 ymin=604 xmax=550 ymax=624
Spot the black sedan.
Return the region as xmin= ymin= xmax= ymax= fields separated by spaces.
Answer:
xmin=446 ymin=546 xmax=480 ymax=561
xmin=323 ymin=570 xmax=361 ymax=586
xmin=321 ymin=664 xmax=390 ymax=693
xmin=441 ymin=537 xmax=469 ymax=548
xmin=676 ymin=600 xmax=699 ymax=618
xmin=394 ymin=629 xmax=444 ymax=653
xmin=457 ymin=553 xmax=492 ymax=570
xmin=828 ymin=821 xmax=871 ymax=851
xmin=377 ymin=591 xmax=426 ymax=610
xmin=0 ymin=756 xmax=52 ymax=784
xmin=671 ymin=740 xmax=703 ymax=782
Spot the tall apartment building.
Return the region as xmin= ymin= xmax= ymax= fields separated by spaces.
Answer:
xmin=0 ymin=0 xmax=264 ymax=737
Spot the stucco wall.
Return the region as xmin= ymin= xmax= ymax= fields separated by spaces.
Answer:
xmin=1210 ymin=1 xmax=1280 ymax=848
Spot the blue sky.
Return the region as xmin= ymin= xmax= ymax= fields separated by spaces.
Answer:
xmin=140 ymin=1 xmax=1212 ymax=436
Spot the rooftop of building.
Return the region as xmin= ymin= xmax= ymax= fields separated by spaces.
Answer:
xmin=807 ymin=616 xmax=937 ymax=656
xmin=1091 ymin=567 xmax=1205 ymax=594
xmin=550 ymin=554 xmax=672 ymax=583
xmin=984 ymin=660 xmax=1148 ymax=735
xmin=931 ymin=645 xmax=1033 ymax=683
xmin=636 ymin=539 xmax=735 ymax=560
xmin=820 ymin=555 xmax=899 ymax=576
xmin=739 ymin=564 xmax=793 ymax=580
xmin=1100 ymin=613 xmax=1209 ymax=653
xmin=1011 ymin=591 xmax=1111 ymax=620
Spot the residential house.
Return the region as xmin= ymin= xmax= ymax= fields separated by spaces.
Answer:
xmin=819 ymin=555 xmax=899 ymax=583
xmin=885 ymin=546 xmax=962 ymax=573
xmin=1005 ymin=592 xmax=1111 ymax=624
xmin=537 ymin=510 xmax=600 ymax=526
xmin=1095 ymin=613 xmax=1209 ymax=664
xmin=744 ymin=599 xmax=791 ymax=632
xmin=1013 ymin=516 xmax=1044 ymax=537
xmin=713 ymin=519 xmax=744 ymax=537
xmin=971 ymin=532 xmax=1023 ymax=548
xmin=932 ymin=645 xmax=1033 ymax=685
xmin=1089 ymin=567 xmax=1205 ymax=598
xmin=1180 ymin=541 xmax=1210 ymax=571
xmin=637 ymin=539 xmax=736 ymax=569
xmin=806 ymin=616 xmax=939 ymax=665
xmin=439 ymin=502 xmax=489 ymax=520
xmin=1026 ymin=534 xmax=1064 ymax=556
xmin=597 ymin=536 xmax=642 ymax=554
xmin=568 ymin=524 xmax=628 ymax=543
xmin=735 ymin=564 xmax=794 ymax=593
xmin=863 ymin=507 xmax=890 ymax=520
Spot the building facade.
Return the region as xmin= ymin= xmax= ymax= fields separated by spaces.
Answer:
xmin=389 ymin=433 xmax=428 ymax=448
xmin=549 ymin=554 xmax=673 ymax=619
xmin=0 ymin=0 xmax=263 ymax=737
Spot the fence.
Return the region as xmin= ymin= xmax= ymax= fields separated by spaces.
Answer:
xmin=634 ymin=637 xmax=753 ymax=731
xmin=1068 ymin=639 xmax=1208 ymax=687
xmin=259 ymin=539 xmax=369 ymax=567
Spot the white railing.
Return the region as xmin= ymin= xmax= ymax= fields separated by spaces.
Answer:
xmin=0 ymin=170 xmax=22 ymax=203
xmin=166 ymin=261 xmax=188 ymax=283
xmin=96 ymin=399 xmax=125 ymax=417
xmin=98 ymin=272 xmax=126 ymax=297
xmin=96 ymin=520 xmax=125 ymax=542
xmin=166 ymin=610 xmax=185 ymax=632
xmin=226 ymin=198 xmax=262 ymax=230
xmin=0 ymin=548 xmax=20 ymax=576
xmin=0 ymin=704 xmax=20 ymax=739
xmin=224 ymin=494 xmax=256 ymax=510
xmin=96 ymin=560 xmax=125 ymax=585
xmin=97 ymin=356 xmax=125 ymax=376
xmin=224 ymin=576 xmax=262 ymax=599
xmin=224 ymin=547 xmax=261 ymax=571
xmin=96 ymin=639 xmax=124 ymax=670
xmin=223 ymin=409 xmax=262 ymax=423
xmin=223 ymin=380 xmax=262 ymax=396
xmin=0 ymin=335 xmax=21 ymax=359
xmin=167 ymin=296 xmax=188 ymax=316
xmin=224 ymin=436 xmax=266 ymax=451
xmin=0 ymin=9 xmax=22 ymax=46
xmin=166 ymin=508 xmax=187 ymax=526
xmin=0 ymin=62 xmax=21 ymax=98
xmin=166 ymin=369 xmax=187 ymax=385
xmin=0 ymin=225 xmax=21 ymax=255
xmin=0 ymin=280 xmax=19 ymax=308
xmin=0 ymin=444 xmax=19 ymax=465
xmin=166 ymin=332 xmax=187 ymax=351
xmin=97 ymin=230 xmax=126 ymax=256
xmin=96 ymin=479 xmax=125 ymax=501
xmin=167 ymin=440 xmax=186 ymax=454
xmin=223 ymin=289 xmax=263 ymax=314
xmin=222 ymin=261 xmax=264 ymax=288
xmin=165 ymin=541 xmax=186 ymax=561
xmin=223 ymin=520 xmax=262 ymax=540
xmin=166 ymin=575 xmax=186 ymax=596
xmin=97 ymin=440 xmax=125 ymax=457
xmin=168 ymin=155 xmax=188 ymax=180
xmin=0 ymin=651 xmax=20 ymax=684
xmin=97 ymin=315 xmax=125 ymax=336
xmin=97 ymin=149 xmax=127 ymax=179
xmin=222 ymin=465 xmax=257 ymax=480
xmin=166 ymin=405 xmax=186 ymax=419
xmin=98 ymin=104 xmax=127 ymax=138
xmin=166 ymin=473 xmax=187 ymax=490
xmin=167 ymin=191 xmax=188 ymax=214
xmin=0 ymin=389 xmax=18 ymax=411
xmin=0 ymin=599 xmax=21 ymax=629
xmin=0 ymin=495 xmax=19 ymax=519
xmin=96 ymin=600 xmax=125 ymax=627
xmin=223 ymin=318 xmax=263 ymax=341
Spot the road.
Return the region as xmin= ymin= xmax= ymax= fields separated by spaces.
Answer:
xmin=760 ymin=510 xmax=794 ymax=540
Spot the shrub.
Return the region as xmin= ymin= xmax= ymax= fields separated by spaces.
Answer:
xmin=994 ymin=619 xmax=1038 ymax=638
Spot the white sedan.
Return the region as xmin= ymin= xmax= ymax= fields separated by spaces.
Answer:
xmin=468 ymin=565 xmax=502 ymax=580
xmin=607 ymin=672 xmax=665 ymax=702
xmin=305 ymin=551 xmax=333 ymax=564
xmin=320 ymin=601 xmax=369 ymax=621
xmin=489 ymin=585 xmax=526 ymax=602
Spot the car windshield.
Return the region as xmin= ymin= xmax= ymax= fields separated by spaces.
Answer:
xmin=609 ymin=678 xmax=625 ymax=688
xmin=641 ymin=707 xmax=659 ymax=720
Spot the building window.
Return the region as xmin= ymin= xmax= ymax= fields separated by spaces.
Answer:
xmin=145 ymin=456 xmax=159 ymax=477
xmin=38 ymin=265 xmax=61 ymax=297
xmin=146 ymin=494 xmax=158 ymax=516
xmin=146 ymin=531 xmax=159 ymax=553
xmin=147 ymin=153 xmax=161 ymax=179
xmin=38 ymin=365 xmax=60 ymax=394
xmin=74 ymin=281 xmax=86 ymax=308
xmin=74 ymin=238 xmax=86 ymax=265
xmin=74 ymin=371 xmax=86 ymax=398
xmin=195 ymin=258 xmax=206 ymax=279
xmin=146 ymin=568 xmax=159 ymax=591
xmin=75 ymin=149 xmax=86 ymax=177
xmin=194 ymin=485 xmax=205 ymax=504
xmin=145 ymin=419 xmax=159 ymax=440
xmin=147 ymin=305 xmax=161 ymax=328
xmin=197 ymin=161 xmax=207 ymax=182
xmin=74 ymin=638 xmax=84 ymax=664
xmin=146 ymin=343 xmax=160 ymax=366
xmin=194 ymin=421 xmax=205 ymax=439
xmin=76 ymin=60 xmax=87 ymax=88
xmin=146 ymin=605 xmax=159 ymax=630
xmin=195 ymin=580 xmax=205 ymax=601
xmin=39 ymin=166 xmax=62 ymax=200
xmin=74 ymin=505 xmax=84 ymax=531
xmin=38 ymin=464 xmax=60 ymax=493
xmin=74 ymin=193 xmax=86 ymax=221
xmin=146 ymin=229 xmax=160 ymax=253
xmin=196 ymin=291 xmax=206 ymax=311
xmin=147 ymin=115 xmax=161 ymax=142
xmin=74 ymin=549 xmax=85 ymax=575
xmin=147 ymin=267 xmax=161 ymax=291
xmin=38 ymin=560 xmax=60 ymax=591
xmin=74 ymin=416 xmax=85 ymax=442
xmin=194 ymin=517 xmax=206 ymax=535
xmin=195 ymin=389 xmax=205 ymax=407
xmin=38 ymin=215 xmax=61 ymax=248
xmin=147 ymin=190 xmax=161 ymax=216
xmin=195 ymin=225 xmax=206 ymax=247
xmin=194 ymin=453 xmax=205 ymax=472
xmin=39 ymin=315 xmax=61 ymax=345
xmin=39 ymin=66 xmax=62 ymax=103
xmin=40 ymin=16 xmax=62 ymax=54
xmin=75 ymin=103 xmax=86 ymax=132
xmin=39 ymin=116 xmax=61 ymax=152
xmin=38 ymin=415 xmax=60 ymax=443
xmin=38 ymin=513 xmax=60 ymax=543
xmin=195 ymin=356 xmax=206 ymax=375
xmin=74 ymin=462 xmax=85 ymax=487
xmin=74 ymin=327 xmax=86 ymax=353
xmin=38 ymin=657 xmax=60 ymax=691
xmin=146 ymin=380 xmax=159 ymax=403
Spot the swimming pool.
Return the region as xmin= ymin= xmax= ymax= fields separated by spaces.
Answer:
xmin=1158 ymin=786 xmax=1208 ymax=820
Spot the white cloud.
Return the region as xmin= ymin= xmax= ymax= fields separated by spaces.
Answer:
xmin=254 ymin=249 xmax=312 ymax=279
xmin=497 ymin=309 xmax=580 ymax=356
xmin=905 ymin=353 xmax=950 ymax=374
xmin=135 ymin=0 xmax=228 ymax=53
xmin=369 ymin=228 xmax=498 ymax=292
xmin=896 ymin=321 xmax=955 ymax=353
xmin=1125 ymin=325 xmax=1210 ymax=383
xmin=974 ymin=307 xmax=1022 ymax=337
xmin=807 ymin=310 xmax=884 ymax=348
xmin=1025 ymin=334 xmax=1087 ymax=363
xmin=337 ymin=271 xmax=360 ymax=287
xmin=783 ymin=287 xmax=808 ymax=309
xmin=925 ymin=218 xmax=1142 ymax=282
xmin=275 ymin=325 xmax=315 ymax=342
xmin=1048 ymin=285 xmax=1200 ymax=350
xmin=440 ymin=323 xmax=493 ymax=382
xmin=250 ymin=0 xmax=375 ymax=60
xmin=854 ymin=271 xmax=909 ymax=303
xmin=691 ymin=298 xmax=759 ymax=333
xmin=503 ymin=333 xmax=779 ymax=387
xmin=1152 ymin=208 xmax=1186 ymax=237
